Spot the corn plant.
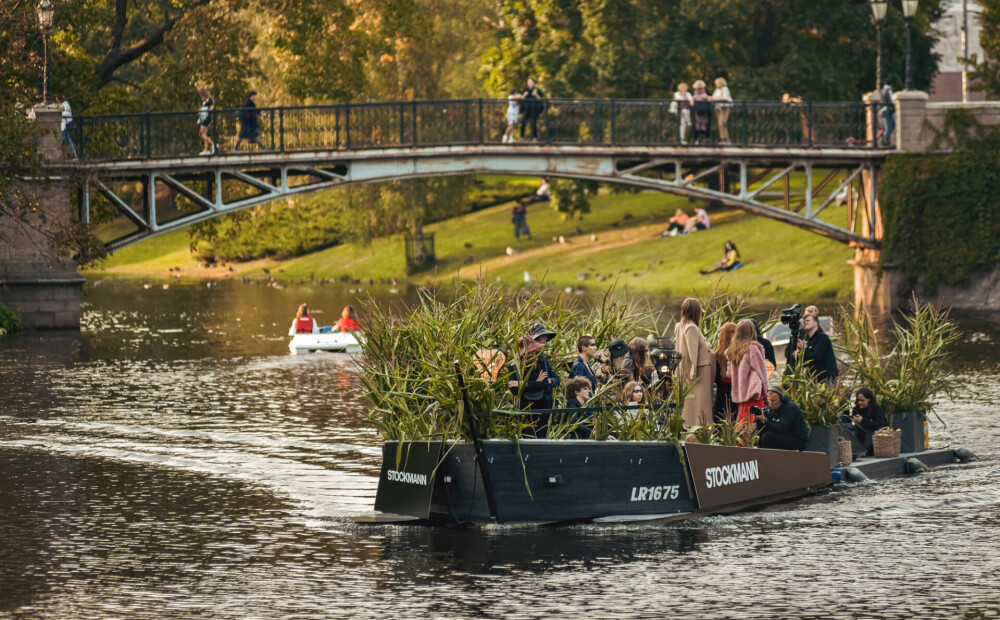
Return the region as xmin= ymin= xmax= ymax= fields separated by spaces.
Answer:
xmin=837 ymin=296 xmax=960 ymax=423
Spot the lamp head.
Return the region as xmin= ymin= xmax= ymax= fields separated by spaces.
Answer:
xmin=869 ymin=0 xmax=888 ymax=23
xmin=37 ymin=0 xmax=55 ymax=29
xmin=902 ymin=0 xmax=918 ymax=19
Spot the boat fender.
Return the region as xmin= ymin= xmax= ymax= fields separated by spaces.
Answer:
xmin=955 ymin=447 xmax=978 ymax=462
xmin=906 ymin=458 xmax=930 ymax=474
xmin=844 ymin=468 xmax=869 ymax=483
xmin=831 ymin=470 xmax=844 ymax=482
xmin=547 ymin=475 xmax=563 ymax=486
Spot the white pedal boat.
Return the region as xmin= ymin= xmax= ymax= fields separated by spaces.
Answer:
xmin=289 ymin=331 xmax=363 ymax=355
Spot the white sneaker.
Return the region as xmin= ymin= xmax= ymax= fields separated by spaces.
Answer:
xmin=199 ymin=150 xmax=210 ymax=156
xmin=669 ymin=229 xmax=678 ymax=237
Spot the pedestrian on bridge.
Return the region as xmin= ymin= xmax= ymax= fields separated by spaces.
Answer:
xmin=54 ymin=94 xmax=77 ymax=159
xmin=711 ymin=78 xmax=733 ymax=143
xmin=520 ymin=78 xmax=545 ymax=142
xmin=691 ymin=81 xmax=712 ymax=142
xmin=197 ymin=87 xmax=216 ymax=156
xmin=235 ymin=91 xmax=266 ymax=152
xmin=672 ymin=83 xmax=693 ymax=144
xmin=503 ymin=88 xmax=521 ymax=143
xmin=880 ymin=79 xmax=895 ymax=148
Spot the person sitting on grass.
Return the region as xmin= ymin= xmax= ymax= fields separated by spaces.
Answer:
xmin=700 ymin=240 xmax=742 ymax=275
xmin=683 ymin=207 xmax=710 ymax=234
xmin=663 ymin=209 xmax=690 ymax=237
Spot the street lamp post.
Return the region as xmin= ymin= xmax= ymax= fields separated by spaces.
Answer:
xmin=36 ymin=0 xmax=55 ymax=103
xmin=902 ymin=0 xmax=919 ymax=91
xmin=870 ymin=0 xmax=889 ymax=91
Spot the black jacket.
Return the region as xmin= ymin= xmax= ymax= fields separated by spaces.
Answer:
xmin=793 ymin=327 xmax=838 ymax=382
xmin=758 ymin=336 xmax=776 ymax=367
xmin=851 ymin=402 xmax=888 ymax=432
xmin=761 ymin=395 xmax=809 ymax=444
xmin=238 ymin=98 xmax=260 ymax=136
xmin=509 ymin=353 xmax=560 ymax=407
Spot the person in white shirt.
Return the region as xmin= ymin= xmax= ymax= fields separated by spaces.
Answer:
xmin=54 ymin=94 xmax=77 ymax=158
xmin=503 ymin=88 xmax=521 ymax=144
xmin=711 ymin=78 xmax=733 ymax=144
xmin=673 ymin=83 xmax=694 ymax=144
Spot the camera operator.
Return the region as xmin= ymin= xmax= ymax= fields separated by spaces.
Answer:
xmin=794 ymin=313 xmax=839 ymax=385
xmin=780 ymin=304 xmax=802 ymax=368
xmin=754 ymin=386 xmax=808 ymax=451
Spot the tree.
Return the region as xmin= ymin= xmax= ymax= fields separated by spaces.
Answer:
xmin=968 ymin=0 xmax=1000 ymax=98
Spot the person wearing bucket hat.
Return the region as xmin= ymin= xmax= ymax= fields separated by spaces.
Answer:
xmin=508 ymin=327 xmax=560 ymax=436
xmin=593 ymin=338 xmax=635 ymax=389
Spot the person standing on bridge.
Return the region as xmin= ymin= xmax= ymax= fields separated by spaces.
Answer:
xmin=197 ymin=87 xmax=216 ymax=156
xmin=711 ymin=78 xmax=733 ymax=144
xmin=503 ymin=88 xmax=521 ymax=143
xmin=672 ymin=83 xmax=693 ymax=144
xmin=880 ymin=79 xmax=896 ymax=148
xmin=54 ymin=94 xmax=77 ymax=159
xmin=691 ymin=80 xmax=712 ymax=142
xmin=235 ymin=91 xmax=266 ymax=152
xmin=520 ymin=78 xmax=545 ymax=142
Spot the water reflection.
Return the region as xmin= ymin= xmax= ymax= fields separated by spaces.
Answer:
xmin=1 ymin=277 xmax=999 ymax=618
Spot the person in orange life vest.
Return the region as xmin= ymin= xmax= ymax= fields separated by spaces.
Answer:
xmin=335 ymin=305 xmax=361 ymax=332
xmin=289 ymin=303 xmax=319 ymax=335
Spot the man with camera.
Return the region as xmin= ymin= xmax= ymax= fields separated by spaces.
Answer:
xmin=754 ymin=386 xmax=808 ymax=451
xmin=782 ymin=304 xmax=838 ymax=385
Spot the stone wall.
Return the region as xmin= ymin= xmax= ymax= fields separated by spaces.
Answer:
xmin=895 ymin=90 xmax=1000 ymax=152
xmin=0 ymin=106 xmax=84 ymax=330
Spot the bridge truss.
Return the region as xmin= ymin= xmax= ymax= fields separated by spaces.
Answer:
xmin=72 ymin=145 xmax=884 ymax=251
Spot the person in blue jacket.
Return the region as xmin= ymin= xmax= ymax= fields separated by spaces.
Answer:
xmin=569 ymin=334 xmax=598 ymax=389
xmin=508 ymin=323 xmax=560 ymax=437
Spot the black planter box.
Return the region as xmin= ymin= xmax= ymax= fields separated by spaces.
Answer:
xmin=892 ymin=412 xmax=926 ymax=453
xmin=805 ymin=425 xmax=841 ymax=469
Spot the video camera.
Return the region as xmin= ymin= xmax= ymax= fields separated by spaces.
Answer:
xmin=779 ymin=303 xmax=802 ymax=333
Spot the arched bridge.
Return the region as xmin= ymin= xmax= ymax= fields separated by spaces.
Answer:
xmin=65 ymin=98 xmax=888 ymax=250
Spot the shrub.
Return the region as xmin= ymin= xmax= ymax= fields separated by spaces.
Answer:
xmin=0 ymin=301 xmax=22 ymax=333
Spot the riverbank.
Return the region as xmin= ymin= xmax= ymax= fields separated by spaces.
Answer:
xmin=88 ymin=190 xmax=855 ymax=301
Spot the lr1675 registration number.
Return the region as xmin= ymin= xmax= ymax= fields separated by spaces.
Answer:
xmin=630 ymin=485 xmax=681 ymax=502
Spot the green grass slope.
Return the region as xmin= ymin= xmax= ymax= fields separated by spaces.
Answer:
xmin=91 ymin=188 xmax=855 ymax=300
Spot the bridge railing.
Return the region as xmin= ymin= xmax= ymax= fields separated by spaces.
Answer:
xmin=71 ymin=98 xmax=879 ymax=161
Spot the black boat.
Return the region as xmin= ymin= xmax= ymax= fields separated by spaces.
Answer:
xmin=372 ymin=438 xmax=833 ymax=524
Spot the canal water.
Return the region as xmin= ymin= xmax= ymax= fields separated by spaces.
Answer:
xmin=2 ymin=279 xmax=999 ymax=619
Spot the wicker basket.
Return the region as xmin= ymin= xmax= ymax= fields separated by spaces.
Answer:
xmin=873 ymin=427 xmax=902 ymax=458
xmin=838 ymin=437 xmax=854 ymax=466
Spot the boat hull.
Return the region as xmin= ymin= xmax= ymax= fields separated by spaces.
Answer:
xmin=373 ymin=440 xmax=832 ymax=524
xmin=288 ymin=332 xmax=362 ymax=354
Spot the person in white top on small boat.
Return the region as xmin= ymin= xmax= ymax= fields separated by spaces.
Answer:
xmin=289 ymin=303 xmax=320 ymax=335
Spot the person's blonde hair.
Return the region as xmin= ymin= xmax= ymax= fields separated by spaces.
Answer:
xmin=680 ymin=298 xmax=703 ymax=325
xmin=715 ymin=322 xmax=738 ymax=364
xmin=727 ymin=319 xmax=761 ymax=365
xmin=804 ymin=305 xmax=819 ymax=318
xmin=693 ymin=80 xmax=706 ymax=90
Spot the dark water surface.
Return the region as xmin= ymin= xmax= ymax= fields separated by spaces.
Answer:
xmin=2 ymin=279 xmax=999 ymax=619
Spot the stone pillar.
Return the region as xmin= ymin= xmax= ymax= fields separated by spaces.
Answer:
xmin=849 ymin=247 xmax=895 ymax=313
xmin=894 ymin=90 xmax=930 ymax=152
xmin=0 ymin=105 xmax=84 ymax=330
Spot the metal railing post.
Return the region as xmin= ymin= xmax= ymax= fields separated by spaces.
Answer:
xmin=144 ymin=112 xmax=151 ymax=158
xmin=464 ymin=100 xmax=470 ymax=143
xmin=279 ymin=108 xmax=285 ymax=152
xmin=399 ymin=101 xmax=406 ymax=144
xmin=211 ymin=111 xmax=219 ymax=154
xmin=808 ymin=102 xmax=814 ymax=147
xmin=411 ymin=101 xmax=418 ymax=146
xmin=345 ymin=103 xmax=351 ymax=149
xmin=610 ymin=99 xmax=616 ymax=145
xmin=270 ymin=108 xmax=275 ymax=150
xmin=478 ymin=98 xmax=484 ymax=144
xmin=742 ymin=101 xmax=749 ymax=146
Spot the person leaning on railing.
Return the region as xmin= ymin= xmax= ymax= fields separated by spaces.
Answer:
xmin=755 ymin=386 xmax=809 ymax=451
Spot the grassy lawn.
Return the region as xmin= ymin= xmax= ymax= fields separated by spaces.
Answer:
xmin=90 ymin=172 xmax=857 ymax=300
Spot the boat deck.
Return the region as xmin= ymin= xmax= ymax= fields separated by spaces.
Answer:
xmin=834 ymin=448 xmax=957 ymax=480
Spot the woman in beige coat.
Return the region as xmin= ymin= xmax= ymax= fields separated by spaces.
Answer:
xmin=674 ymin=298 xmax=716 ymax=427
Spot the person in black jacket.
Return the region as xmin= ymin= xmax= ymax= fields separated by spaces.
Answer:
xmin=750 ymin=318 xmax=776 ymax=368
xmin=508 ymin=324 xmax=561 ymax=436
xmin=795 ymin=314 xmax=839 ymax=385
xmin=755 ymin=386 xmax=808 ymax=451
xmin=840 ymin=386 xmax=889 ymax=455
xmin=235 ymin=91 xmax=266 ymax=151
xmin=519 ymin=78 xmax=545 ymax=141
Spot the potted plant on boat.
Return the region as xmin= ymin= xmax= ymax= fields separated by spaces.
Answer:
xmin=783 ymin=353 xmax=852 ymax=468
xmin=838 ymin=298 xmax=960 ymax=454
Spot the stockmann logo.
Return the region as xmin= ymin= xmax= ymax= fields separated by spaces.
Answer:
xmin=704 ymin=460 xmax=759 ymax=489
xmin=387 ymin=469 xmax=429 ymax=486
